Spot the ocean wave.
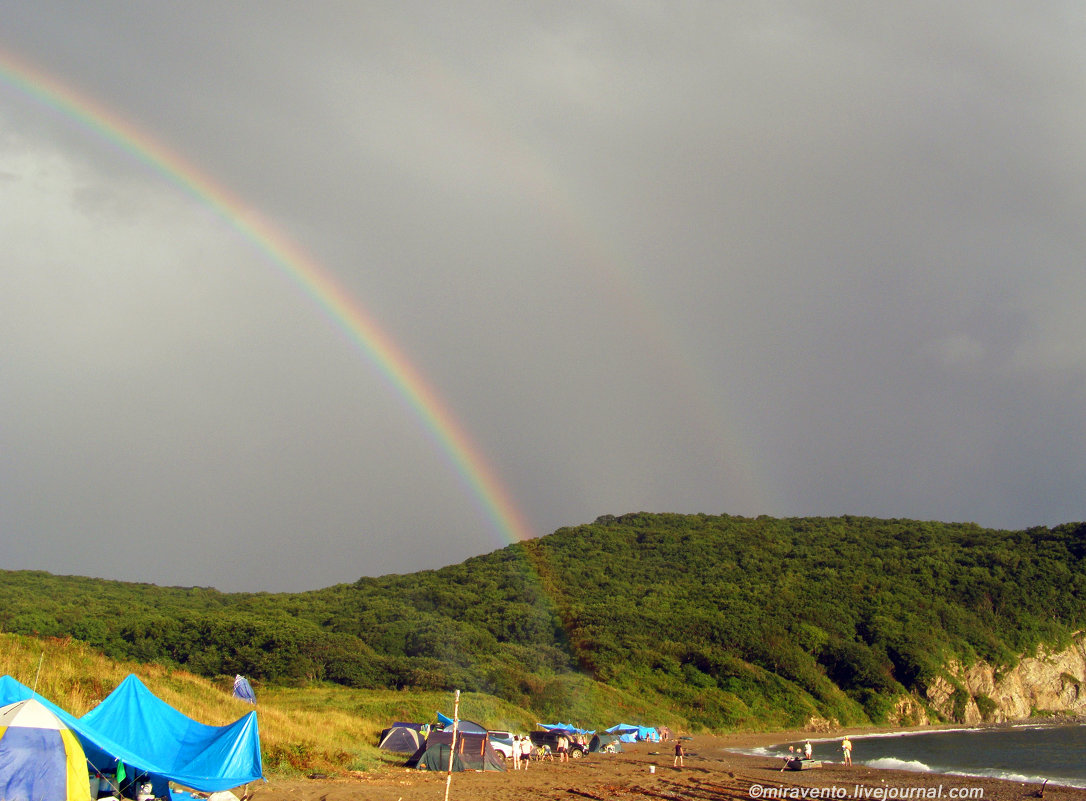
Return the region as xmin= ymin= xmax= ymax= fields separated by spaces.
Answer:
xmin=863 ymin=757 xmax=934 ymax=772
xmin=736 ymin=746 xmax=774 ymax=756
xmin=944 ymin=768 xmax=1086 ymax=789
xmin=849 ymin=726 xmax=982 ymax=741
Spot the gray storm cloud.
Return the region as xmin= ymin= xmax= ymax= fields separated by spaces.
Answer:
xmin=2 ymin=2 xmax=1084 ymax=591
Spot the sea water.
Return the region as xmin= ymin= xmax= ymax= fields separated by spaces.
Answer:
xmin=752 ymin=723 xmax=1086 ymax=789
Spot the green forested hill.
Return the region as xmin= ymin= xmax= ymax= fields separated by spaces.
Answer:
xmin=3 ymin=514 xmax=1085 ymax=730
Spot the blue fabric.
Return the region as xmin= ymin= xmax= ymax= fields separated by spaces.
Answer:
xmin=232 ymin=677 xmax=256 ymax=705
xmin=0 ymin=676 xmax=33 ymax=706
xmin=434 ymin=712 xmax=486 ymax=734
xmin=604 ymin=723 xmax=640 ymax=742
xmin=0 ymin=677 xmax=135 ymax=768
xmin=82 ymin=675 xmax=262 ymax=792
xmin=0 ymin=726 xmax=66 ymax=801
xmin=604 ymin=723 xmax=658 ymax=741
xmin=0 ymin=675 xmax=262 ymax=793
xmin=538 ymin=722 xmax=593 ymax=734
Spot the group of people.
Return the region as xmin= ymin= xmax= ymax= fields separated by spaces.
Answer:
xmin=509 ymin=735 xmax=533 ymax=770
xmin=779 ymin=740 xmax=815 ymax=771
xmin=508 ymin=732 xmax=590 ymax=769
xmin=779 ymin=737 xmax=853 ymax=770
xmin=555 ymin=732 xmax=587 ymax=762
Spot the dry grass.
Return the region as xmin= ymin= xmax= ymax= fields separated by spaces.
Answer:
xmin=0 ymin=633 xmax=395 ymax=775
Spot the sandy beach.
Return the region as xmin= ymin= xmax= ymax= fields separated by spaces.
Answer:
xmin=245 ymin=730 xmax=1086 ymax=801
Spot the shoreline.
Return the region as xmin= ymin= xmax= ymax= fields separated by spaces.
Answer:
xmin=245 ymin=728 xmax=1086 ymax=801
xmin=721 ymin=723 xmax=1086 ymax=790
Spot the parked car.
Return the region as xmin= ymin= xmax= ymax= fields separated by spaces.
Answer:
xmin=529 ymin=730 xmax=587 ymax=758
xmin=487 ymin=730 xmax=516 ymax=759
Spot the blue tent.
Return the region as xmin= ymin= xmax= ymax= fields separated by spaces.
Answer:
xmin=0 ymin=675 xmax=262 ymax=796
xmin=0 ymin=676 xmax=143 ymax=780
xmin=0 ymin=698 xmax=92 ymax=801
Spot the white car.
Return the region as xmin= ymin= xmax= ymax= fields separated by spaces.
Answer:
xmin=487 ymin=731 xmax=516 ymax=759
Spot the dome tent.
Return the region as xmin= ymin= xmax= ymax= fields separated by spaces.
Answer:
xmin=0 ymin=674 xmax=261 ymax=797
xmin=378 ymin=725 xmax=423 ymax=754
xmin=414 ymin=729 xmax=504 ymax=772
xmin=0 ymin=698 xmax=92 ymax=801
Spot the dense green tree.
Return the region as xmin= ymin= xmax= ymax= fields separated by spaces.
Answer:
xmin=3 ymin=514 xmax=1085 ymax=727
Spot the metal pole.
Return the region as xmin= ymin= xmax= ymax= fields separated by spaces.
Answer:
xmin=443 ymin=689 xmax=460 ymax=801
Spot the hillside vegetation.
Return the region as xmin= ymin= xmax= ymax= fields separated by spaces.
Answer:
xmin=1 ymin=632 xmax=382 ymax=774
xmin=3 ymin=514 xmax=1085 ymax=732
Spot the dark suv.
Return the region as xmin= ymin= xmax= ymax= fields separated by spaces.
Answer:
xmin=529 ymin=730 xmax=587 ymax=758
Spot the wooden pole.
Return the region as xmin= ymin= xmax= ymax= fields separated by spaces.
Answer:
xmin=444 ymin=689 xmax=460 ymax=801
xmin=31 ymin=652 xmax=44 ymax=694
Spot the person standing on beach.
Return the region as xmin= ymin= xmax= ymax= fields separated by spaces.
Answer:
xmin=511 ymin=736 xmax=521 ymax=770
xmin=520 ymin=735 xmax=533 ymax=769
xmin=841 ymin=736 xmax=852 ymax=766
xmin=673 ymin=739 xmax=685 ymax=768
xmin=804 ymin=740 xmax=813 ymax=760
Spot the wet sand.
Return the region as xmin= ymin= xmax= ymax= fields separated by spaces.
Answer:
xmin=244 ymin=730 xmax=1086 ymax=801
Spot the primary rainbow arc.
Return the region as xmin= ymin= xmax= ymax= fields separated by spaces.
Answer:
xmin=0 ymin=48 xmax=534 ymax=546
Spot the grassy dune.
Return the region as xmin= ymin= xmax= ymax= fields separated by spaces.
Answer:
xmin=1 ymin=632 xmax=422 ymax=773
xmin=0 ymin=633 xmax=683 ymax=775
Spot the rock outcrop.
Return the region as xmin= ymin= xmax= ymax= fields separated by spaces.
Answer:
xmin=924 ymin=635 xmax=1086 ymax=723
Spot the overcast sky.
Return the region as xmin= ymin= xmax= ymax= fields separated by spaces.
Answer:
xmin=2 ymin=3 xmax=1084 ymax=592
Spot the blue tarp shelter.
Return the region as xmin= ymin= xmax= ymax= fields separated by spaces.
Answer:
xmin=434 ymin=712 xmax=486 ymax=734
xmin=537 ymin=722 xmax=594 ymax=734
xmin=0 ymin=675 xmax=146 ymax=783
xmin=0 ymin=674 xmax=262 ymax=796
xmin=604 ymin=723 xmax=658 ymax=742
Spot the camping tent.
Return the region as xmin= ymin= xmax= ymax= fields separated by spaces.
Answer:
xmin=0 ymin=676 xmax=143 ymax=787
xmin=0 ymin=674 xmax=262 ymax=796
xmin=378 ymin=726 xmax=423 ymax=754
xmin=0 ymin=698 xmax=92 ymax=801
xmin=588 ymin=733 xmax=624 ymax=753
xmin=414 ymin=730 xmax=504 ymax=772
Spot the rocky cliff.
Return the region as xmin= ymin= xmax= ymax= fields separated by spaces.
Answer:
xmin=922 ymin=635 xmax=1086 ymax=724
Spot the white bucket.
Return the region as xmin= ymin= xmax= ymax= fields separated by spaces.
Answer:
xmin=649 ymin=765 xmax=656 ymax=774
